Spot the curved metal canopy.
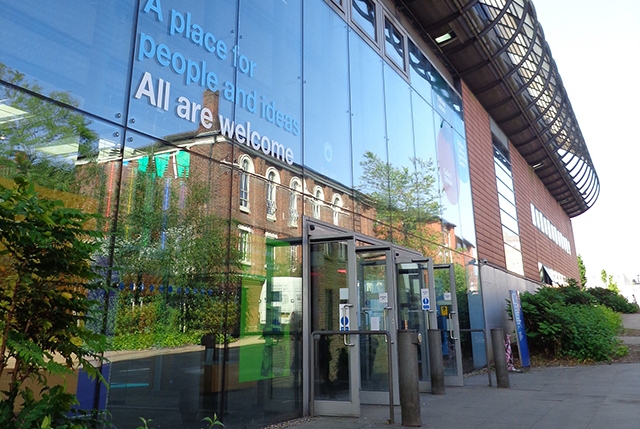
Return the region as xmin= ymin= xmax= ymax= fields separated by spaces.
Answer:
xmin=398 ymin=0 xmax=599 ymax=217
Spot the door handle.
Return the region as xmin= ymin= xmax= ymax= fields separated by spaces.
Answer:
xmin=342 ymin=303 xmax=354 ymax=346
xmin=448 ymin=313 xmax=458 ymax=341
xmin=382 ymin=306 xmax=393 ymax=342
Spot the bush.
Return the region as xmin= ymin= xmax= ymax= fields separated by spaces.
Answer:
xmin=520 ymin=285 xmax=625 ymax=362
xmin=584 ymin=287 xmax=639 ymax=314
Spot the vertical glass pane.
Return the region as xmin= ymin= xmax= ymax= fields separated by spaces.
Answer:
xmin=384 ymin=19 xmax=405 ymax=69
xmin=312 ymin=241 xmax=351 ymax=401
xmin=106 ymin=131 xmax=234 ymax=427
xmin=235 ymin=236 xmax=303 ymax=427
xmin=303 ymin=0 xmax=352 ymax=188
xmin=434 ymin=268 xmax=458 ymax=377
xmin=396 ymin=263 xmax=430 ymax=381
xmin=352 ymin=0 xmax=376 ymax=41
xmin=412 ymin=92 xmax=441 ymax=259
xmin=236 ymin=1 xmax=302 ymax=166
xmin=350 ymin=31 xmax=387 ymax=237
xmin=358 ymin=251 xmax=389 ymax=392
xmin=128 ymin=1 xmax=238 ymax=138
xmin=436 ymin=116 xmax=462 ymax=253
xmin=408 ymin=41 xmax=433 ymax=104
xmin=0 ymin=0 xmax=135 ymax=123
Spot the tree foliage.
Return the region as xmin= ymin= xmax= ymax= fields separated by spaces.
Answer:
xmin=0 ymin=64 xmax=99 ymax=193
xmin=577 ymin=255 xmax=587 ymax=288
xmin=0 ymin=178 xmax=106 ymax=428
xmin=358 ymin=151 xmax=442 ymax=256
xmin=520 ymin=285 xmax=626 ymax=362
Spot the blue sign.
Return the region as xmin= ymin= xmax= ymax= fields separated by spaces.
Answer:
xmin=422 ymin=297 xmax=430 ymax=311
xmin=509 ymin=290 xmax=530 ymax=368
xmin=340 ymin=316 xmax=349 ymax=331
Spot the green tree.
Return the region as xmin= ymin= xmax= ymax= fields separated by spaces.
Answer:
xmin=577 ymin=255 xmax=587 ymax=288
xmin=600 ymin=269 xmax=619 ymax=293
xmin=0 ymin=178 xmax=106 ymax=428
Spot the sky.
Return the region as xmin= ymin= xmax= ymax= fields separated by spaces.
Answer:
xmin=527 ymin=0 xmax=640 ymax=282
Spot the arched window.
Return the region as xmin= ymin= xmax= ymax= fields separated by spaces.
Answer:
xmin=265 ymin=167 xmax=280 ymax=220
xmin=313 ymin=186 xmax=324 ymax=219
xmin=239 ymin=156 xmax=254 ymax=212
xmin=289 ymin=177 xmax=301 ymax=227
xmin=332 ymin=194 xmax=343 ymax=226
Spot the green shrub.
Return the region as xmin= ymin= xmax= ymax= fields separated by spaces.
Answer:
xmin=520 ymin=285 xmax=626 ymax=362
xmin=585 ymin=287 xmax=639 ymax=314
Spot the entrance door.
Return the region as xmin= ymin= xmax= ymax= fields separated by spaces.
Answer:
xmin=309 ymin=231 xmax=360 ymax=416
xmin=433 ymin=264 xmax=463 ymax=386
xmin=356 ymin=246 xmax=396 ymax=405
xmin=395 ymin=260 xmax=464 ymax=390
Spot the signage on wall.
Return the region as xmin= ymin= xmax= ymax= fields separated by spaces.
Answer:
xmin=134 ymin=0 xmax=298 ymax=165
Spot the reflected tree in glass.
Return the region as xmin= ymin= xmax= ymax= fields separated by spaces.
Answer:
xmin=358 ymin=151 xmax=441 ymax=256
xmin=0 ymin=64 xmax=100 ymax=193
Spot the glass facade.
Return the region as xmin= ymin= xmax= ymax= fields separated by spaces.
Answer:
xmin=0 ymin=0 xmax=482 ymax=427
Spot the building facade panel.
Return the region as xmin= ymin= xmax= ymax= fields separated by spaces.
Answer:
xmin=0 ymin=0 xmax=595 ymax=427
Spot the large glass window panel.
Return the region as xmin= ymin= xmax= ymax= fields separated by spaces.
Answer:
xmin=384 ymin=19 xmax=405 ymax=69
xmin=234 ymin=235 xmax=303 ymax=427
xmin=350 ymin=31 xmax=388 ymax=238
xmin=352 ymin=0 xmax=377 ymax=42
xmin=107 ymin=130 xmax=236 ymax=428
xmin=436 ymin=115 xmax=462 ymax=249
xmin=453 ymin=132 xmax=475 ymax=249
xmin=128 ymin=0 xmax=238 ymax=139
xmin=0 ymin=0 xmax=135 ymax=123
xmin=408 ymin=41 xmax=433 ymax=104
xmin=384 ymin=66 xmax=428 ymax=252
xmin=0 ymin=82 xmax=123 ymax=223
xmin=303 ymin=1 xmax=352 ymax=188
xmin=411 ymin=92 xmax=441 ymax=257
xmin=236 ymin=1 xmax=302 ymax=166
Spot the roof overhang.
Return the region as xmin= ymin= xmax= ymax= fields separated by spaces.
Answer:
xmin=396 ymin=0 xmax=599 ymax=217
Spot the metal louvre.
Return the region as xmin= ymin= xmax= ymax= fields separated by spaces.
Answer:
xmin=396 ymin=0 xmax=599 ymax=217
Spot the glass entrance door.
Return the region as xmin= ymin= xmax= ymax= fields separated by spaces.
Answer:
xmin=395 ymin=260 xmax=464 ymax=390
xmin=356 ymin=247 xmax=396 ymax=405
xmin=309 ymin=235 xmax=360 ymax=416
xmin=433 ymin=264 xmax=463 ymax=386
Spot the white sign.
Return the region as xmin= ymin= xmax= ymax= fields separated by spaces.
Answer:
xmin=379 ymin=292 xmax=388 ymax=304
xmin=371 ymin=316 xmax=380 ymax=331
xmin=421 ymin=288 xmax=430 ymax=311
xmin=443 ymin=292 xmax=452 ymax=301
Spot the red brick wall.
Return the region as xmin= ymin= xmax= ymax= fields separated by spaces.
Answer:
xmin=462 ymin=83 xmax=506 ymax=268
xmin=510 ymin=149 xmax=580 ymax=282
xmin=462 ymin=82 xmax=579 ymax=282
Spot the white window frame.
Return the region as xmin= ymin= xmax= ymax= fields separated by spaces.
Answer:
xmin=265 ymin=167 xmax=280 ymax=221
xmin=239 ymin=156 xmax=254 ymax=213
xmin=238 ymin=225 xmax=253 ymax=265
xmin=313 ymin=186 xmax=324 ymax=220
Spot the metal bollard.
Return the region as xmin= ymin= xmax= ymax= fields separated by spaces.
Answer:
xmin=397 ymin=330 xmax=422 ymax=427
xmin=427 ymin=329 xmax=445 ymax=395
xmin=491 ymin=328 xmax=510 ymax=388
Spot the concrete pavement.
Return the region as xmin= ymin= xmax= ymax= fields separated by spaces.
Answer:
xmin=292 ymin=363 xmax=640 ymax=429
xmin=290 ymin=312 xmax=640 ymax=429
